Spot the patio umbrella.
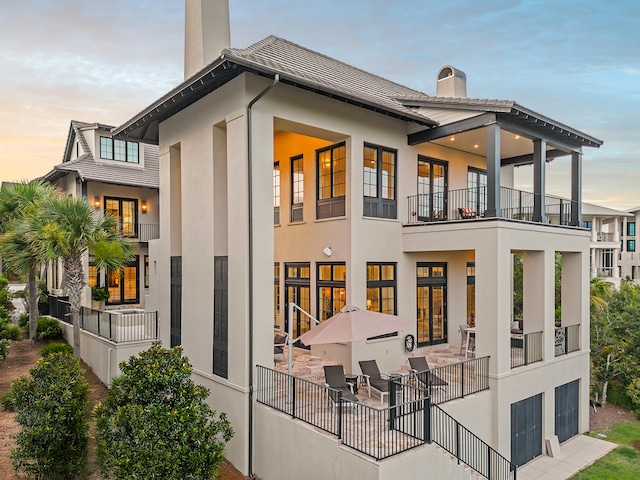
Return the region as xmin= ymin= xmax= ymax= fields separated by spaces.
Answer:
xmin=297 ymin=304 xmax=414 ymax=346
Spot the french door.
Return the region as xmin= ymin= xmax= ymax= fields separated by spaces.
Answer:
xmin=467 ymin=167 xmax=487 ymax=216
xmin=417 ymin=156 xmax=448 ymax=221
xmin=416 ymin=263 xmax=447 ymax=346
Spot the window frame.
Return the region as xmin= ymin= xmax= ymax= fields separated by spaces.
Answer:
xmin=628 ymin=222 xmax=636 ymax=237
xmin=316 ymin=142 xmax=346 ymax=219
xmin=628 ymin=239 xmax=636 ymax=252
xmin=363 ymin=143 xmax=397 ymax=219
xmin=290 ymin=155 xmax=304 ymax=222
xmin=99 ymin=136 xmax=140 ymax=164
xmin=317 ymin=262 xmax=346 ymax=321
xmin=104 ymin=196 xmax=138 ymax=238
xmin=273 ymin=162 xmax=280 ymax=225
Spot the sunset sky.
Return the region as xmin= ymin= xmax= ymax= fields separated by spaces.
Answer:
xmin=1 ymin=0 xmax=638 ymax=210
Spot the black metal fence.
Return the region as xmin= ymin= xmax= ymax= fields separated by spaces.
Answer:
xmin=510 ymin=331 xmax=544 ymax=369
xmin=411 ymin=356 xmax=491 ymax=405
xmin=555 ymin=325 xmax=580 ymax=357
xmin=431 ymin=403 xmax=517 ymax=480
xmin=138 ymin=223 xmax=160 ymax=241
xmin=255 ymin=366 xmax=429 ymax=460
xmin=80 ymin=307 xmax=158 ymax=343
xmin=406 ymin=187 xmax=577 ymax=226
xmin=48 ymin=294 xmax=72 ymax=323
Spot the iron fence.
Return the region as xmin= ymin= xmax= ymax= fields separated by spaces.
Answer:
xmin=510 ymin=331 xmax=544 ymax=369
xmin=407 ymin=187 xmax=577 ymax=226
xmin=80 ymin=307 xmax=158 ymax=343
xmin=431 ymin=403 xmax=517 ymax=480
xmin=48 ymin=294 xmax=72 ymax=324
xmin=555 ymin=325 xmax=580 ymax=356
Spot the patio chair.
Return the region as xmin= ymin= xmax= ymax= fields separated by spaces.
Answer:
xmin=274 ymin=332 xmax=288 ymax=361
xmin=358 ymin=359 xmax=392 ymax=405
xmin=458 ymin=207 xmax=476 ymax=219
xmin=408 ymin=356 xmax=448 ymax=393
xmin=323 ymin=365 xmax=359 ymax=407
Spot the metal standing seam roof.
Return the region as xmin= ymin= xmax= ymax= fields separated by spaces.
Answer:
xmin=42 ymin=121 xmax=159 ymax=189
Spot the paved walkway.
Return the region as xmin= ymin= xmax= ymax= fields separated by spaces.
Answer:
xmin=517 ymin=434 xmax=617 ymax=480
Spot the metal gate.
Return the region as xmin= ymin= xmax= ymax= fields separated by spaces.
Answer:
xmin=555 ymin=380 xmax=579 ymax=443
xmin=511 ymin=393 xmax=542 ymax=467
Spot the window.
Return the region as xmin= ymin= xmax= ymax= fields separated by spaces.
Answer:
xmin=467 ymin=263 xmax=475 ymax=326
xmin=363 ymin=144 xmax=397 ymax=219
xmin=213 ymin=256 xmax=228 ymax=378
xmin=317 ymin=263 xmax=346 ymax=321
xmin=274 ymin=263 xmax=280 ymax=328
xmin=144 ymin=255 xmax=149 ymax=288
xmin=628 ymin=240 xmax=636 ymax=252
xmin=317 ymin=143 xmax=346 ymax=219
xmin=628 ymin=222 xmax=636 ymax=237
xmin=417 ymin=156 xmax=448 ymax=221
xmin=285 ymin=263 xmax=310 ymax=340
xmin=416 ymin=263 xmax=447 ymax=346
xmin=88 ymin=260 xmax=99 ymax=288
xmin=273 ymin=162 xmax=280 ymax=225
xmin=467 ymin=168 xmax=487 ymax=216
xmin=291 ymin=155 xmax=304 ymax=222
xmin=99 ymin=136 xmax=139 ymax=163
xmin=366 ymin=263 xmax=396 ymax=314
xmin=170 ymin=256 xmax=182 ymax=347
xmin=105 ymin=197 xmax=137 ymax=237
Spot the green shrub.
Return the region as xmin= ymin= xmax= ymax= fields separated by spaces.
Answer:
xmin=91 ymin=286 xmax=110 ymax=302
xmin=0 ymin=305 xmax=9 ymax=321
xmin=36 ymin=317 xmax=63 ymax=339
xmin=12 ymin=288 xmax=27 ymax=300
xmin=0 ymin=288 xmax=12 ymax=310
xmin=10 ymin=352 xmax=89 ymax=479
xmin=94 ymin=343 xmax=233 ymax=480
xmin=1 ymin=386 xmax=17 ymax=411
xmin=607 ymin=381 xmax=634 ymax=410
xmin=41 ymin=342 xmax=73 ymax=357
xmin=18 ymin=312 xmax=28 ymax=329
xmin=1 ymin=324 xmax=22 ymax=341
xmin=0 ymin=338 xmax=10 ymax=360
xmin=0 ymin=274 xmax=8 ymax=290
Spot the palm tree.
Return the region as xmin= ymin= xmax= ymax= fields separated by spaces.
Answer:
xmin=33 ymin=196 xmax=137 ymax=355
xmin=0 ymin=180 xmax=59 ymax=340
xmin=590 ymin=276 xmax=611 ymax=313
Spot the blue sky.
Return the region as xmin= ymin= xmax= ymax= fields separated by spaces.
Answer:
xmin=1 ymin=0 xmax=638 ymax=209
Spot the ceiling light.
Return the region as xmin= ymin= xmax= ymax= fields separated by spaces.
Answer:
xmin=473 ymin=144 xmax=479 ymax=148
xmin=515 ymin=135 xmax=520 ymax=139
xmin=450 ymin=136 xmax=455 ymax=142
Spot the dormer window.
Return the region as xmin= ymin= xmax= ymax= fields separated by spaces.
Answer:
xmin=100 ymin=136 xmax=139 ymax=164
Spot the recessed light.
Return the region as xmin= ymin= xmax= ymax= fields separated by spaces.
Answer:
xmin=450 ymin=136 xmax=455 ymax=142
xmin=515 ymin=135 xmax=520 ymax=139
xmin=474 ymin=144 xmax=479 ymax=148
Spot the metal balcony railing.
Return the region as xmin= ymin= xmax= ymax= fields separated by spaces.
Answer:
xmin=407 ymin=187 xmax=577 ymax=226
xmin=115 ymin=222 xmax=159 ymax=241
xmin=511 ymin=331 xmax=544 ymax=368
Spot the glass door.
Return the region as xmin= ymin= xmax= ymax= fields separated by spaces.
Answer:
xmin=416 ymin=263 xmax=447 ymax=346
xmin=467 ymin=168 xmax=487 ymax=216
xmin=417 ymin=156 xmax=448 ymax=221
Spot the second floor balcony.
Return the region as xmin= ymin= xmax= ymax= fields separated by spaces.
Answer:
xmin=116 ymin=222 xmax=159 ymax=242
xmin=407 ymin=187 xmax=577 ymax=226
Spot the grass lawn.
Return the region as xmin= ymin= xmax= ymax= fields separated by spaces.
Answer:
xmin=571 ymin=422 xmax=640 ymax=479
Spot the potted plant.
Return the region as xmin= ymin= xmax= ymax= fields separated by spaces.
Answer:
xmin=91 ymin=286 xmax=110 ymax=311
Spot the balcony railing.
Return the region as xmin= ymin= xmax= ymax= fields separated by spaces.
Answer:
xmin=597 ymin=232 xmax=616 ymax=242
xmin=407 ymin=187 xmax=577 ymax=226
xmin=48 ymin=294 xmax=71 ymax=323
xmin=597 ymin=267 xmax=616 ymax=278
xmin=80 ymin=307 xmax=158 ymax=343
xmin=555 ymin=325 xmax=580 ymax=356
xmin=116 ymin=222 xmax=159 ymax=241
xmin=511 ymin=331 xmax=544 ymax=369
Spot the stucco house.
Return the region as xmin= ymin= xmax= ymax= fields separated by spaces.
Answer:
xmin=112 ymin=1 xmax=602 ymax=478
xmin=41 ymin=120 xmax=159 ymax=309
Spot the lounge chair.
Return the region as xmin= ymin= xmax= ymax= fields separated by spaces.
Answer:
xmin=323 ymin=365 xmax=359 ymax=406
xmin=408 ymin=356 xmax=448 ymax=392
xmin=458 ymin=207 xmax=476 ymax=219
xmin=359 ymin=359 xmax=393 ymax=405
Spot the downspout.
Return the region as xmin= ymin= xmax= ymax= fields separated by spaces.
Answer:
xmin=247 ymin=73 xmax=279 ymax=478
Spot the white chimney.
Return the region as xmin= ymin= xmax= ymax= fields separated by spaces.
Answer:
xmin=436 ymin=65 xmax=467 ymax=98
xmin=184 ymin=0 xmax=230 ymax=79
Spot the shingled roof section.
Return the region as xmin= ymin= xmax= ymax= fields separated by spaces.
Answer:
xmin=224 ymin=36 xmax=437 ymax=125
xmin=42 ymin=121 xmax=159 ymax=189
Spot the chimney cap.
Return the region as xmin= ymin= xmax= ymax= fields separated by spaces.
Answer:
xmin=437 ymin=65 xmax=466 ymax=82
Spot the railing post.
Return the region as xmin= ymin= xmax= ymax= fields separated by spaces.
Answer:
xmin=291 ymin=376 xmax=297 ymax=419
xmin=424 ymin=392 xmax=431 ymax=444
xmin=487 ymin=444 xmax=492 ymax=480
xmin=564 ymin=326 xmax=569 ymax=355
xmin=109 ymin=312 xmax=113 ymax=340
xmin=456 ymin=421 xmax=461 ymax=464
xmin=97 ymin=311 xmax=101 ymax=336
xmin=389 ymin=377 xmax=397 ymax=430
xmin=524 ymin=334 xmax=529 ymax=366
xmin=337 ymin=390 xmax=343 ymax=440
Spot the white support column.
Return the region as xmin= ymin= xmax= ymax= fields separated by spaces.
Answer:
xmin=485 ymin=123 xmax=501 ymax=217
xmin=533 ymin=139 xmax=547 ymax=223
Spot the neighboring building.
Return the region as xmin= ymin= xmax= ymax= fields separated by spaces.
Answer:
xmin=621 ymin=206 xmax=640 ymax=282
xmin=112 ymin=1 xmax=601 ymax=478
xmin=41 ymin=120 xmax=159 ymax=309
xmin=582 ymin=202 xmax=633 ymax=288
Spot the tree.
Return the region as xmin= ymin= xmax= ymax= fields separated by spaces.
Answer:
xmin=0 ymin=180 xmax=58 ymax=340
xmin=94 ymin=343 xmax=233 ymax=480
xmin=32 ymin=196 xmax=136 ymax=356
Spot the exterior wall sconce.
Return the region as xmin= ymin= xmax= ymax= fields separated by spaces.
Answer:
xmin=323 ymin=246 xmax=332 ymax=257
xmin=141 ymin=201 xmax=148 ymax=214
xmin=94 ymin=196 xmax=101 ymax=209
